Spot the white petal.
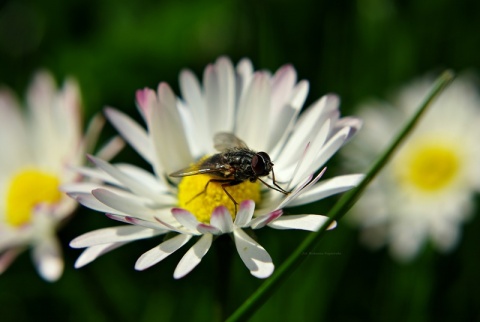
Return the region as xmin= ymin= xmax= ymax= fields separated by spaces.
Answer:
xmin=290 ymin=124 xmax=349 ymax=189
xmin=236 ymin=58 xmax=254 ymax=102
xmin=104 ymin=107 xmax=154 ymax=163
xmin=151 ymin=83 xmax=193 ymax=175
xmin=267 ymin=214 xmax=336 ymax=231
xmin=233 ymin=228 xmax=274 ymax=279
xmin=286 ymin=119 xmax=330 ymax=188
xmin=234 ymin=200 xmax=255 ymax=227
xmin=106 ymin=213 xmax=175 ymax=231
xmin=62 ymin=182 xmax=99 ymax=194
xmin=269 ymin=80 xmax=310 ymax=158
xmin=249 ymin=209 xmax=283 ymax=229
xmin=88 ymin=155 xmax=166 ymax=202
xmin=71 ymin=166 xmax=121 ymax=186
xmin=74 ymin=242 xmax=127 ymax=268
xmin=210 ymin=206 xmax=234 ymax=233
xmin=204 ymin=57 xmax=236 ymax=135
xmin=95 ymin=136 xmax=125 ymax=162
xmin=270 ymin=64 xmax=297 ymax=114
xmin=287 ymin=174 xmax=364 ymax=207
xmin=70 ymin=226 xmax=163 ymax=248
xmin=0 ymin=248 xmax=22 ymax=274
xmin=275 ymin=95 xmax=339 ymax=168
xmin=92 ymin=188 xmax=161 ymax=221
xmin=179 ymin=69 xmax=210 ymax=153
xmin=236 ymin=72 xmax=272 ymax=151
xmin=116 ymin=163 xmax=168 ymax=193
xmin=135 ymin=234 xmax=192 ymax=271
xmin=173 ymin=234 xmax=212 ymax=279
xmin=0 ymin=88 xmax=30 ymax=172
xmin=32 ymin=236 xmax=64 ymax=282
xmin=171 ymin=208 xmax=202 ymax=232
xmin=69 ymin=191 xmax=123 ymax=214
xmin=197 ymin=224 xmax=221 ymax=235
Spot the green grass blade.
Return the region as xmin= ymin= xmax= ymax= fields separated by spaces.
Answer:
xmin=226 ymin=70 xmax=455 ymax=322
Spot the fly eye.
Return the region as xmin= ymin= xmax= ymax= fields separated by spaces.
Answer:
xmin=252 ymin=152 xmax=272 ymax=176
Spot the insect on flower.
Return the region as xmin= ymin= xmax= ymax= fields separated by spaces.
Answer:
xmin=169 ymin=132 xmax=290 ymax=214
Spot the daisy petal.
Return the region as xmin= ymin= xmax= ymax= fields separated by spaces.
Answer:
xmin=88 ymin=155 xmax=164 ymax=201
xmin=197 ymin=224 xmax=221 ymax=235
xmin=173 ymin=234 xmax=213 ymax=279
xmin=104 ymin=107 xmax=154 ymax=163
xmin=75 ymin=242 xmax=127 ymax=268
xmin=236 ymin=72 xmax=272 ymax=151
xmin=151 ymin=83 xmax=193 ymax=175
xmin=172 ymin=208 xmax=202 ymax=232
xmin=69 ymin=192 xmax=124 ymax=214
xmin=267 ymin=214 xmax=336 ymax=231
xmin=234 ymin=200 xmax=255 ymax=227
xmin=249 ymin=209 xmax=283 ymax=229
xmin=70 ymin=226 xmax=162 ymax=248
xmin=135 ymin=234 xmax=192 ymax=271
xmin=92 ymin=188 xmax=158 ymax=221
xmin=287 ymin=174 xmax=364 ymax=207
xmin=32 ymin=236 xmax=63 ymax=282
xmin=0 ymin=248 xmax=23 ymax=274
xmin=233 ymin=228 xmax=274 ymax=279
xmin=210 ymin=206 xmax=234 ymax=233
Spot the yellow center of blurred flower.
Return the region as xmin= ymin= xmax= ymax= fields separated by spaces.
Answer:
xmin=6 ymin=169 xmax=62 ymax=227
xmin=397 ymin=142 xmax=460 ymax=192
xmin=177 ymin=174 xmax=261 ymax=223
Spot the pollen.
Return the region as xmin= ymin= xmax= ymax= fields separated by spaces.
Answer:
xmin=395 ymin=140 xmax=460 ymax=192
xmin=177 ymin=174 xmax=261 ymax=223
xmin=6 ymin=169 xmax=62 ymax=227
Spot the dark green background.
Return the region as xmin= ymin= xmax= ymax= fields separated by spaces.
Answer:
xmin=1 ymin=0 xmax=479 ymax=321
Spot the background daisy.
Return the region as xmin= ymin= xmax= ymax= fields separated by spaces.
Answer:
xmin=0 ymin=71 xmax=121 ymax=281
xmin=344 ymin=75 xmax=480 ymax=261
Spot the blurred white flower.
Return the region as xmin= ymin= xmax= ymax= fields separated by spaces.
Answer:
xmin=66 ymin=57 xmax=363 ymax=278
xmin=0 ymin=71 xmax=122 ymax=281
xmin=344 ymin=75 xmax=480 ymax=261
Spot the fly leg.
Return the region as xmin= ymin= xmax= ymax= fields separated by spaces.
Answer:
xmin=258 ymin=168 xmax=290 ymax=194
xmin=187 ymin=179 xmax=242 ymax=215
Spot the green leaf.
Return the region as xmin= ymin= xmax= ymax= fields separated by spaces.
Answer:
xmin=226 ymin=70 xmax=455 ymax=322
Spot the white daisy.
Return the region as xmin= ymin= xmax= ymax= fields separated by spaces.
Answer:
xmin=344 ymin=75 xmax=480 ymax=261
xmin=66 ymin=57 xmax=363 ymax=279
xmin=0 ymin=71 xmax=122 ymax=281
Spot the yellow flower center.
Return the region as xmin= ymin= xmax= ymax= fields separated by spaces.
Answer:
xmin=396 ymin=141 xmax=460 ymax=192
xmin=6 ymin=169 xmax=62 ymax=227
xmin=177 ymin=174 xmax=261 ymax=223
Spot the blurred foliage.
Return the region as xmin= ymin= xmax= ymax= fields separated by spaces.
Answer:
xmin=0 ymin=0 xmax=479 ymax=321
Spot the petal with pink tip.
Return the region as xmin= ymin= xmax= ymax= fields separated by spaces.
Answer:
xmin=267 ymin=215 xmax=336 ymax=231
xmin=234 ymin=200 xmax=255 ymax=227
xmin=135 ymin=234 xmax=192 ymax=271
xmin=70 ymin=226 xmax=163 ymax=248
xmin=287 ymin=174 xmax=364 ymax=207
xmin=210 ymin=206 xmax=234 ymax=233
xmin=249 ymin=209 xmax=283 ymax=229
xmin=104 ymin=107 xmax=154 ymax=163
xmin=173 ymin=234 xmax=213 ymax=279
xmin=74 ymin=242 xmax=127 ymax=268
xmin=233 ymin=228 xmax=274 ymax=279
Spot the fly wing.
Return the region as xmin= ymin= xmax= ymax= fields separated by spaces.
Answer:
xmin=169 ymin=155 xmax=232 ymax=178
xmin=213 ymin=132 xmax=248 ymax=151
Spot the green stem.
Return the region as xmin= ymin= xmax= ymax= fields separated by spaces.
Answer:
xmin=226 ymin=70 xmax=455 ymax=322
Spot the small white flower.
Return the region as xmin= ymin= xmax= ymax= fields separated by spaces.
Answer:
xmin=0 ymin=71 xmax=122 ymax=281
xmin=344 ymin=75 xmax=480 ymax=261
xmin=66 ymin=57 xmax=363 ymax=278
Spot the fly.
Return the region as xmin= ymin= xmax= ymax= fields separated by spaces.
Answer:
xmin=169 ymin=132 xmax=289 ymax=214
